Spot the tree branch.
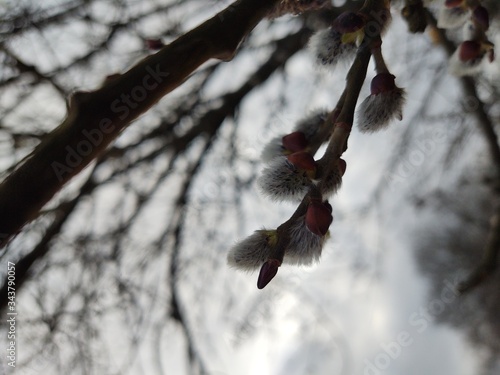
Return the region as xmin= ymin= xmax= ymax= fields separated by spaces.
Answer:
xmin=0 ymin=0 xmax=279 ymax=247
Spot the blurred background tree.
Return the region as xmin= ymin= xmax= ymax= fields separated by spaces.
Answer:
xmin=0 ymin=0 xmax=499 ymax=374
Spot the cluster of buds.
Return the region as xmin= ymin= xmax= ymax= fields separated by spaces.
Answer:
xmin=227 ymin=198 xmax=334 ymax=289
xmin=258 ymin=111 xmax=347 ymax=200
xmin=228 ymin=3 xmax=400 ymax=289
xmin=228 ymin=110 xmax=346 ymax=288
xmin=441 ymin=1 xmax=495 ymax=76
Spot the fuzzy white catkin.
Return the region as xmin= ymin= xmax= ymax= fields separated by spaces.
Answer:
xmin=227 ymin=230 xmax=274 ymax=271
xmin=258 ymin=157 xmax=313 ymax=201
xmin=321 ymin=165 xmax=343 ymax=197
xmin=308 ymin=28 xmax=357 ymax=68
xmin=293 ymin=110 xmax=329 ymax=141
xmin=261 ymin=136 xmax=285 ymax=163
xmin=357 ymin=88 xmax=406 ymax=133
xmin=284 ymin=216 xmax=324 ymax=265
xmin=437 ymin=6 xmax=471 ymax=29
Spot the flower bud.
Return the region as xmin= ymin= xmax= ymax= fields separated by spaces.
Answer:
xmin=258 ymin=153 xmax=316 ymax=201
xmin=309 ymin=28 xmax=357 ymax=68
xmin=287 ymin=151 xmax=317 ymax=178
xmin=338 ymin=158 xmax=347 ymax=176
xmin=282 ymin=131 xmax=308 ymax=153
xmin=227 ymin=230 xmax=277 ymax=271
xmin=444 ymin=0 xmax=464 ymax=8
xmin=285 ymin=214 xmax=326 ymax=265
xmin=305 ymin=201 xmax=333 ymax=236
xmin=145 ymin=39 xmax=164 ymax=50
xmin=472 ymin=6 xmax=489 ymax=31
xmin=357 ymin=74 xmax=406 ymax=133
xmin=449 ymin=40 xmax=494 ymax=76
xmin=370 ymin=73 xmax=396 ymax=95
xmin=458 ymin=40 xmax=482 ymax=61
xmin=333 ymin=11 xmax=366 ymax=33
xmin=257 ymin=259 xmax=280 ymax=289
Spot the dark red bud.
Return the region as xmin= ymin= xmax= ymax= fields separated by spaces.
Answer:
xmin=306 ymin=202 xmax=333 ymax=236
xmin=287 ymin=151 xmax=317 ymax=171
xmin=473 ymin=6 xmax=490 ymax=31
xmin=257 ymin=259 xmax=280 ymax=289
xmin=459 ymin=41 xmax=482 ymax=62
xmin=444 ymin=0 xmax=464 ymax=8
xmin=370 ymin=73 xmax=396 ymax=95
xmin=488 ymin=48 xmax=495 ymax=63
xmin=333 ymin=12 xmax=366 ymax=34
xmin=338 ymin=158 xmax=347 ymax=176
xmin=145 ymin=39 xmax=164 ymax=50
xmin=282 ymin=131 xmax=308 ymax=153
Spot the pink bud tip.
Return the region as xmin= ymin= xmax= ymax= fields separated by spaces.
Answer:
xmin=306 ymin=201 xmax=333 ymax=236
xmin=257 ymin=259 xmax=280 ymax=289
xmin=473 ymin=6 xmax=490 ymax=31
xmin=338 ymin=158 xmax=347 ymax=176
xmin=370 ymin=73 xmax=396 ymax=95
xmin=287 ymin=151 xmax=317 ymax=171
xmin=444 ymin=0 xmax=464 ymax=8
xmin=333 ymin=12 xmax=366 ymax=34
xmin=145 ymin=39 xmax=164 ymax=50
xmin=282 ymin=131 xmax=308 ymax=153
xmin=459 ymin=41 xmax=482 ymax=62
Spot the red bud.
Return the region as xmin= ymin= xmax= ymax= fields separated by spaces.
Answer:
xmin=473 ymin=6 xmax=490 ymax=30
xmin=257 ymin=259 xmax=280 ymax=289
xmin=444 ymin=0 xmax=464 ymax=8
xmin=145 ymin=39 xmax=164 ymax=50
xmin=488 ymin=49 xmax=495 ymax=63
xmin=333 ymin=12 xmax=366 ymax=34
xmin=306 ymin=201 xmax=333 ymax=236
xmin=338 ymin=158 xmax=347 ymax=176
xmin=287 ymin=151 xmax=317 ymax=172
xmin=282 ymin=131 xmax=308 ymax=153
xmin=370 ymin=73 xmax=396 ymax=95
xmin=459 ymin=41 xmax=482 ymax=62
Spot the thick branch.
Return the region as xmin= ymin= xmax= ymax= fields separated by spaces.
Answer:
xmin=0 ymin=0 xmax=279 ymax=247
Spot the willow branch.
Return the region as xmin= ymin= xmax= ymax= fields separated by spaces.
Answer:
xmin=0 ymin=0 xmax=279 ymax=247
